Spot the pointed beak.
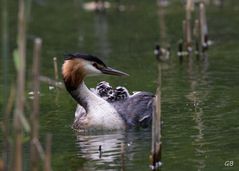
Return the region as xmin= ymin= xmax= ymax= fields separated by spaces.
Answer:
xmin=101 ymin=67 xmax=129 ymax=76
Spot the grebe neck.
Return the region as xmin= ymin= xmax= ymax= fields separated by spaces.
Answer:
xmin=69 ymin=81 xmax=126 ymax=130
xmin=67 ymin=81 xmax=95 ymax=111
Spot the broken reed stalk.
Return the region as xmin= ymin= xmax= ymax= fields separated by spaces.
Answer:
xmin=2 ymin=86 xmax=16 ymax=171
xmin=193 ymin=19 xmax=200 ymax=57
xmin=157 ymin=0 xmax=167 ymax=47
xmin=30 ymin=38 xmax=42 ymax=171
xmin=193 ymin=19 xmax=200 ymax=41
xmin=1 ymin=0 xmax=10 ymax=169
xmin=53 ymin=57 xmax=59 ymax=81
xmin=185 ymin=0 xmax=194 ymax=52
xmin=13 ymin=0 xmax=26 ymax=171
xmin=44 ymin=134 xmax=52 ymax=171
xmin=182 ymin=19 xmax=186 ymax=51
xmin=199 ymin=2 xmax=208 ymax=51
xmin=1 ymin=0 xmax=9 ymax=108
xmin=151 ymin=62 xmax=162 ymax=170
xmin=39 ymin=76 xmax=64 ymax=89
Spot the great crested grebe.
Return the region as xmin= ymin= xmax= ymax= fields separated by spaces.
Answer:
xmin=62 ymin=53 xmax=154 ymax=130
xmin=154 ymin=44 xmax=170 ymax=62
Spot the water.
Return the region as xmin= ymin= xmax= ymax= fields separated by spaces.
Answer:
xmin=1 ymin=1 xmax=239 ymax=171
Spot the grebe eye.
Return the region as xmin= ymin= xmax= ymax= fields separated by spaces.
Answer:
xmin=93 ymin=63 xmax=104 ymax=70
xmin=93 ymin=63 xmax=98 ymax=68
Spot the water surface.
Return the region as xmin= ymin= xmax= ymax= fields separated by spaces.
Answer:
xmin=1 ymin=1 xmax=239 ymax=171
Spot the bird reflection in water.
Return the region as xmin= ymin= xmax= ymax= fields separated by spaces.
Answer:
xmin=75 ymin=130 xmax=151 ymax=170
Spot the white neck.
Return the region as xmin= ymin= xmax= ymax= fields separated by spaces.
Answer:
xmin=71 ymin=81 xmax=125 ymax=130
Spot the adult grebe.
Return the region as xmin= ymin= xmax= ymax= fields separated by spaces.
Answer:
xmin=154 ymin=44 xmax=170 ymax=62
xmin=62 ymin=53 xmax=154 ymax=130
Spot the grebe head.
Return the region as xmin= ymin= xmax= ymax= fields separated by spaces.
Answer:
xmin=62 ymin=53 xmax=128 ymax=90
xmin=115 ymin=86 xmax=130 ymax=100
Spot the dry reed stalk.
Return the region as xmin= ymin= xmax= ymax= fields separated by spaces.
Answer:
xmin=39 ymin=76 xmax=64 ymax=89
xmin=1 ymin=0 xmax=9 ymax=108
xmin=193 ymin=19 xmax=200 ymax=39
xmin=53 ymin=57 xmax=59 ymax=81
xmin=157 ymin=0 xmax=167 ymax=47
xmin=44 ymin=134 xmax=52 ymax=171
xmin=30 ymin=38 xmax=42 ymax=171
xmin=151 ymin=62 xmax=162 ymax=170
xmin=182 ymin=19 xmax=186 ymax=50
xmin=13 ymin=0 xmax=26 ymax=170
xmin=33 ymin=139 xmax=45 ymax=160
xmin=2 ymin=86 xmax=16 ymax=171
xmin=2 ymin=0 xmax=11 ymax=158
xmin=193 ymin=19 xmax=200 ymax=57
xmin=199 ymin=2 xmax=208 ymax=50
xmin=185 ymin=0 xmax=194 ymax=51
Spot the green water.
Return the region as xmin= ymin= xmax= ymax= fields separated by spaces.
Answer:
xmin=1 ymin=0 xmax=239 ymax=171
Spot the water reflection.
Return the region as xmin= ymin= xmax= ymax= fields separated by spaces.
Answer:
xmin=75 ymin=130 xmax=151 ymax=170
xmin=76 ymin=132 xmax=123 ymax=164
xmin=186 ymin=54 xmax=210 ymax=171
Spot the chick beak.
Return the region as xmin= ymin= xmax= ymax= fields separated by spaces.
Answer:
xmin=101 ymin=67 xmax=129 ymax=76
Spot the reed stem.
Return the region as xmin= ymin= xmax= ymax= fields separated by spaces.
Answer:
xmin=53 ymin=57 xmax=59 ymax=81
xmin=2 ymin=86 xmax=15 ymax=171
xmin=13 ymin=0 xmax=26 ymax=170
xmin=157 ymin=0 xmax=167 ymax=47
xmin=185 ymin=0 xmax=193 ymax=51
xmin=151 ymin=62 xmax=162 ymax=170
xmin=30 ymin=38 xmax=42 ymax=171
xmin=44 ymin=134 xmax=52 ymax=171
xmin=1 ymin=0 xmax=10 ymax=169
xmin=199 ymin=2 xmax=208 ymax=51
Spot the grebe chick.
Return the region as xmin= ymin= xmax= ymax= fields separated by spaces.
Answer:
xmin=94 ymin=81 xmax=130 ymax=102
xmin=107 ymin=86 xmax=130 ymax=102
xmin=114 ymin=86 xmax=130 ymax=100
xmin=62 ymin=53 xmax=154 ymax=130
xmin=96 ymin=81 xmax=113 ymax=100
